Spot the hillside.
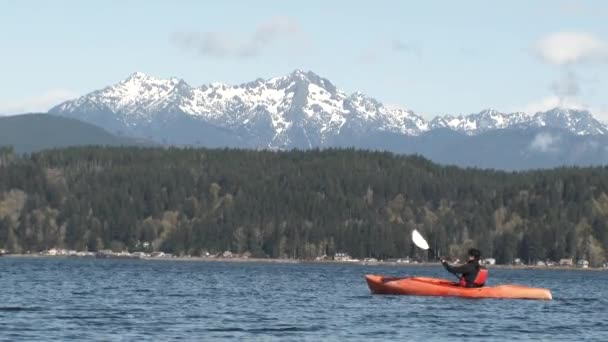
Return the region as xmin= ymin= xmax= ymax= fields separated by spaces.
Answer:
xmin=0 ymin=114 xmax=145 ymax=153
xmin=1 ymin=147 xmax=607 ymax=265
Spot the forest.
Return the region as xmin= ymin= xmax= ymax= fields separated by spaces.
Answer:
xmin=0 ymin=146 xmax=607 ymax=266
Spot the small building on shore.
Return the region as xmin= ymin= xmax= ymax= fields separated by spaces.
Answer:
xmin=132 ymin=252 xmax=149 ymax=258
xmin=482 ymin=258 xmax=496 ymax=265
xmin=559 ymin=258 xmax=574 ymax=266
xmin=334 ymin=252 xmax=359 ymax=262
xmin=577 ymin=259 xmax=589 ymax=268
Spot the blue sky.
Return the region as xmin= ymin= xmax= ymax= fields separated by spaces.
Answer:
xmin=1 ymin=0 xmax=607 ymax=120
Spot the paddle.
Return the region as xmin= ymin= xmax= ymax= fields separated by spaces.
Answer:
xmin=412 ymin=229 xmax=437 ymax=260
xmin=411 ymin=229 xmax=461 ymax=281
xmin=411 ymin=229 xmax=430 ymax=251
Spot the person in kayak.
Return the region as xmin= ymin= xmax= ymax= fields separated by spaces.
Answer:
xmin=441 ymin=248 xmax=488 ymax=288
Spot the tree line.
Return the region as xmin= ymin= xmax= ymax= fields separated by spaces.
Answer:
xmin=0 ymin=146 xmax=606 ymax=266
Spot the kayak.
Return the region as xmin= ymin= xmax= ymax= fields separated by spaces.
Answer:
xmin=365 ymin=275 xmax=552 ymax=300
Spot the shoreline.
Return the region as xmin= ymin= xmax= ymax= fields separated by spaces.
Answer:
xmin=3 ymin=254 xmax=606 ymax=271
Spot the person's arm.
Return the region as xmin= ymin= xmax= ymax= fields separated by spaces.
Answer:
xmin=442 ymin=261 xmax=473 ymax=275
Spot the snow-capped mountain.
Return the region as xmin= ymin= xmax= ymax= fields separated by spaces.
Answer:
xmin=49 ymin=70 xmax=608 ymax=150
xmin=430 ymin=109 xmax=531 ymax=135
xmin=429 ymin=108 xmax=608 ymax=136
xmin=50 ymin=70 xmax=429 ymax=148
xmin=529 ymin=108 xmax=608 ymax=135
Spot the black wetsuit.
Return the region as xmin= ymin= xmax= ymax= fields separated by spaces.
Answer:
xmin=442 ymin=260 xmax=481 ymax=287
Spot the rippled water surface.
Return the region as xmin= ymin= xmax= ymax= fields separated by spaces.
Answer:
xmin=1 ymin=258 xmax=607 ymax=341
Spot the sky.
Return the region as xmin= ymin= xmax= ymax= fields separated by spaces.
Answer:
xmin=1 ymin=0 xmax=608 ymax=120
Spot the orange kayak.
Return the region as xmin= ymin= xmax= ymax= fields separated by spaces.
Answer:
xmin=365 ymin=275 xmax=552 ymax=300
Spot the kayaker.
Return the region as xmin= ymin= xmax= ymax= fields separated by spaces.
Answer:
xmin=441 ymin=248 xmax=488 ymax=288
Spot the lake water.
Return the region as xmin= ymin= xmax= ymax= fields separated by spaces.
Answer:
xmin=0 ymin=258 xmax=607 ymax=341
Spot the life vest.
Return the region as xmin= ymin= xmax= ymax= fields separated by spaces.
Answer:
xmin=459 ymin=266 xmax=488 ymax=287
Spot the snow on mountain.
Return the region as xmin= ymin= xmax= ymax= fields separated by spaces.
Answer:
xmin=345 ymin=92 xmax=428 ymax=135
xmin=429 ymin=109 xmax=531 ymax=135
xmin=530 ymin=108 xmax=608 ymax=135
xmin=50 ymin=70 xmax=430 ymax=148
xmin=53 ymin=72 xmax=186 ymax=122
xmin=49 ymin=70 xmax=608 ymax=149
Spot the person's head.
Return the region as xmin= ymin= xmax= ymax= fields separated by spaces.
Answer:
xmin=468 ymin=248 xmax=481 ymax=262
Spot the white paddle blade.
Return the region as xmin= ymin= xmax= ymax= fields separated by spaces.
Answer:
xmin=412 ymin=229 xmax=429 ymax=250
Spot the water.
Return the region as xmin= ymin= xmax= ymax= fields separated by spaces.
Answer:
xmin=1 ymin=258 xmax=607 ymax=341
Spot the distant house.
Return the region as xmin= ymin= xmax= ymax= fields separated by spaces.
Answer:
xmin=56 ymin=249 xmax=68 ymax=256
xmin=334 ymin=252 xmax=359 ymax=262
xmin=513 ymin=258 xmax=523 ymax=266
xmin=559 ymin=258 xmax=574 ymax=266
xmin=536 ymin=261 xmax=546 ymax=267
xmin=132 ymin=252 xmax=148 ymax=258
xmin=334 ymin=252 xmax=351 ymax=261
xmin=482 ymin=258 xmax=496 ymax=265
xmin=577 ymin=259 xmax=589 ymax=268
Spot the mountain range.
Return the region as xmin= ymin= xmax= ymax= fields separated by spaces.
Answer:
xmin=50 ymin=70 xmax=608 ymax=144
xmin=26 ymin=70 xmax=608 ymax=169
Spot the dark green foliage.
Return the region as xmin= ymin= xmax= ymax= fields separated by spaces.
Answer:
xmin=0 ymin=146 xmax=607 ymax=265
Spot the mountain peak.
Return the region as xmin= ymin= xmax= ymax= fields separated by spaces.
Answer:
xmin=125 ymin=71 xmax=152 ymax=81
xmin=290 ymin=69 xmax=307 ymax=77
xmin=285 ymin=69 xmax=331 ymax=84
xmin=545 ymin=107 xmax=590 ymax=115
xmin=478 ymin=108 xmax=500 ymax=115
xmin=130 ymin=71 xmax=148 ymax=77
xmin=532 ymin=107 xmax=606 ymax=135
xmin=288 ymin=69 xmax=324 ymax=79
xmin=122 ymin=72 xmax=184 ymax=86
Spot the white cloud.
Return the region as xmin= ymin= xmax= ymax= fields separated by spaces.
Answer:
xmin=529 ymin=132 xmax=561 ymax=153
xmin=595 ymin=107 xmax=608 ymax=123
xmin=550 ymin=71 xmax=580 ymax=98
xmin=535 ymin=32 xmax=608 ymax=65
xmin=171 ymin=16 xmax=303 ymax=58
xmin=0 ymin=89 xmax=77 ymax=115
